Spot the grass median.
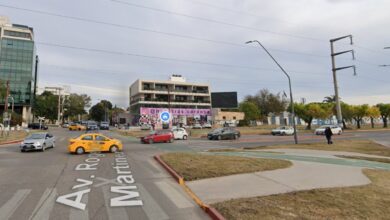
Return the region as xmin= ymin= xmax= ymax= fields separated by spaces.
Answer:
xmin=160 ymin=152 xmax=292 ymax=181
xmin=0 ymin=130 xmax=29 ymax=144
xmin=213 ymin=169 xmax=390 ymax=220
xmin=244 ymin=140 xmax=390 ymax=157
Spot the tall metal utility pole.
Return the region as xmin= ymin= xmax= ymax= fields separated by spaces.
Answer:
xmin=330 ymin=35 xmax=356 ymax=125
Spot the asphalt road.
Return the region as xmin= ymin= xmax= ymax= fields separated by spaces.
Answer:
xmin=1 ymin=127 xmax=389 ymax=220
xmin=0 ymin=128 xmax=208 ymax=220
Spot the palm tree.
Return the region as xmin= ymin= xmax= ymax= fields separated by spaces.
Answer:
xmin=323 ymin=95 xmax=337 ymax=103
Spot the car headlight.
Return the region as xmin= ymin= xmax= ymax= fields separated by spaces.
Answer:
xmin=21 ymin=141 xmax=25 ymax=145
xmin=34 ymin=142 xmax=41 ymax=146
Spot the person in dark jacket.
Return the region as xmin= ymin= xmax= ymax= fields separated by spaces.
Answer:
xmin=324 ymin=127 xmax=333 ymax=144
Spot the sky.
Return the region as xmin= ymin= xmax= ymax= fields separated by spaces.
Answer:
xmin=1 ymin=0 xmax=390 ymax=108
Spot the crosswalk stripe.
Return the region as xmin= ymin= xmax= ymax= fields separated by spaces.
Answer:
xmin=137 ymin=184 xmax=169 ymax=220
xmin=102 ymin=186 xmax=129 ymax=220
xmin=155 ymin=181 xmax=194 ymax=209
xmin=29 ymin=188 xmax=57 ymax=220
xmin=69 ymin=188 xmax=89 ymax=220
xmin=0 ymin=189 xmax=31 ymax=220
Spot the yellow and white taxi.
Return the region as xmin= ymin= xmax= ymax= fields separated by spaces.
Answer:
xmin=68 ymin=133 xmax=123 ymax=154
xmin=68 ymin=123 xmax=87 ymax=131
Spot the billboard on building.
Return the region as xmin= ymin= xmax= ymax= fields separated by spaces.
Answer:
xmin=211 ymin=92 xmax=238 ymax=108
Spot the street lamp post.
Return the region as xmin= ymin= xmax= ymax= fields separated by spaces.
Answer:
xmin=246 ymin=40 xmax=298 ymax=144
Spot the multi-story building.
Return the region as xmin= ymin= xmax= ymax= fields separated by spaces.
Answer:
xmin=0 ymin=16 xmax=38 ymax=124
xmin=129 ymin=75 xmax=211 ymax=126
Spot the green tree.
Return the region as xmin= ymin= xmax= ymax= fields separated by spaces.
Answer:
xmin=239 ymin=101 xmax=260 ymax=126
xmin=367 ymin=106 xmax=381 ymax=128
xmin=376 ymin=103 xmax=390 ymax=128
xmin=33 ymin=91 xmax=58 ymax=122
xmin=89 ymin=103 xmax=105 ymax=121
xmin=63 ymin=94 xmax=91 ymax=121
xmin=293 ymin=103 xmax=332 ymax=130
xmin=245 ymin=89 xmax=288 ymax=120
xmin=351 ymin=104 xmax=369 ymax=129
xmin=0 ymin=79 xmax=6 ymax=103
xmin=341 ymin=102 xmax=353 ymax=129
xmin=323 ymin=95 xmax=336 ymax=103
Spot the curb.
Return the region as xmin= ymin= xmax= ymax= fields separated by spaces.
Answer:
xmin=0 ymin=139 xmax=23 ymax=146
xmin=154 ymin=155 xmax=226 ymax=220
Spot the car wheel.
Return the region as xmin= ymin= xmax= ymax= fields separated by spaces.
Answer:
xmin=149 ymin=139 xmax=154 ymax=144
xmin=272 ymin=133 xmax=275 ymax=136
xmin=183 ymin=135 xmax=188 ymax=140
xmin=169 ymin=138 xmax=174 ymax=143
xmin=76 ymin=147 xmax=85 ymax=155
xmin=109 ymin=145 xmax=119 ymax=153
xmin=281 ymin=132 xmax=285 ymax=136
xmin=21 ymin=149 xmax=25 ymax=152
xmin=218 ymin=135 xmax=222 ymax=140
xmin=338 ymin=131 xmax=342 ymax=135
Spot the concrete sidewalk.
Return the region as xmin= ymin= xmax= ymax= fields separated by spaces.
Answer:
xmin=187 ymin=160 xmax=371 ymax=203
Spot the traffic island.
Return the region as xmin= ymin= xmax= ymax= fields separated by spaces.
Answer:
xmin=154 ymin=153 xmax=292 ymax=220
xmin=212 ymin=169 xmax=390 ymax=220
xmin=0 ymin=130 xmax=29 ymax=145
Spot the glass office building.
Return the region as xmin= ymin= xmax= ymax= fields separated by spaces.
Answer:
xmin=0 ymin=16 xmax=38 ymax=124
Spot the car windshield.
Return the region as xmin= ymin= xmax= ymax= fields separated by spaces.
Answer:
xmin=27 ymin=133 xmax=46 ymax=139
xmin=320 ymin=125 xmax=330 ymax=128
xmin=212 ymin=128 xmax=224 ymax=133
xmin=149 ymin=131 xmax=157 ymax=135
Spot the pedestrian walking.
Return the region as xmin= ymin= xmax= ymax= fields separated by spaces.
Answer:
xmin=324 ymin=127 xmax=333 ymax=144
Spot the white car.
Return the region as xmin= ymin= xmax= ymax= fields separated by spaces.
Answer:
xmin=172 ymin=128 xmax=189 ymax=140
xmin=202 ymin=123 xmax=212 ymax=129
xmin=315 ymin=125 xmax=342 ymax=135
xmin=192 ymin=123 xmax=202 ymax=129
xmin=271 ymin=126 xmax=295 ymax=136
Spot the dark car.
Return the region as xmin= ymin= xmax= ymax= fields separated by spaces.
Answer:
xmin=99 ymin=122 xmax=110 ymax=130
xmin=28 ymin=123 xmax=48 ymax=130
xmin=86 ymin=121 xmax=99 ymax=131
xmin=207 ymin=127 xmax=240 ymax=140
xmin=140 ymin=130 xmax=174 ymax=144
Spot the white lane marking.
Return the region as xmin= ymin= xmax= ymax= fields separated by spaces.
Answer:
xmin=29 ymin=188 xmax=57 ymax=220
xmin=155 ymin=181 xmax=194 ymax=209
xmin=102 ymin=186 xmax=129 ymax=220
xmin=0 ymin=189 xmax=31 ymax=220
xmin=137 ymin=184 xmax=169 ymax=220
xmin=69 ymin=188 xmax=89 ymax=220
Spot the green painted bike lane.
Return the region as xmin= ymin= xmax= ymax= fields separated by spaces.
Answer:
xmin=207 ymin=151 xmax=390 ymax=170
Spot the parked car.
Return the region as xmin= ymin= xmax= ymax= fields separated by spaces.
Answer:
xmin=140 ymin=130 xmax=174 ymax=144
xmin=271 ymin=126 xmax=295 ymax=136
xmin=315 ymin=125 xmax=342 ymax=135
xmin=202 ymin=123 xmax=212 ymax=129
xmin=172 ymin=128 xmax=188 ymax=140
xmin=68 ymin=133 xmax=122 ymax=154
xmin=99 ymin=121 xmax=110 ymax=130
xmin=20 ymin=132 xmax=55 ymax=152
xmin=69 ymin=123 xmax=87 ymax=131
xmin=62 ymin=122 xmax=69 ymax=128
xmin=192 ymin=123 xmax=202 ymax=129
xmin=87 ymin=121 xmax=99 ymax=131
xmin=28 ymin=123 xmax=48 ymax=130
xmin=207 ymin=127 xmax=241 ymax=140
xmin=140 ymin=124 xmax=151 ymax=130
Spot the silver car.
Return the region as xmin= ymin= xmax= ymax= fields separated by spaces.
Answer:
xmin=20 ymin=132 xmax=55 ymax=152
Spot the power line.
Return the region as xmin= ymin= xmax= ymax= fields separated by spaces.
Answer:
xmin=1 ymin=3 xmax=387 ymax=62
xmin=37 ymin=41 xmax=333 ymax=76
xmin=110 ymin=0 xmax=325 ymax=42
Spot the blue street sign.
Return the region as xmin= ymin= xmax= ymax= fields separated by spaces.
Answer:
xmin=160 ymin=111 xmax=170 ymax=122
